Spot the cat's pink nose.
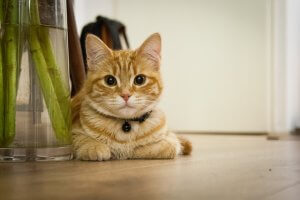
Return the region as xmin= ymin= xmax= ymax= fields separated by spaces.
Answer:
xmin=121 ymin=94 xmax=131 ymax=102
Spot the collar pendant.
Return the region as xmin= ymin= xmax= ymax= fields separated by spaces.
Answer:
xmin=122 ymin=121 xmax=131 ymax=133
xmin=121 ymin=111 xmax=152 ymax=133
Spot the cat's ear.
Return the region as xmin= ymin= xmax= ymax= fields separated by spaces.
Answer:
xmin=137 ymin=33 xmax=161 ymax=67
xmin=85 ymin=34 xmax=112 ymax=71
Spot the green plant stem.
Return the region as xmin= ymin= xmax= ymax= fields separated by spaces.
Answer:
xmin=3 ymin=0 xmax=19 ymax=146
xmin=29 ymin=0 xmax=70 ymax=143
xmin=39 ymin=28 xmax=71 ymax=128
xmin=0 ymin=0 xmax=4 ymax=145
xmin=31 ymin=0 xmax=70 ymax=131
xmin=0 ymin=0 xmax=3 ymax=20
xmin=28 ymin=27 xmax=71 ymax=144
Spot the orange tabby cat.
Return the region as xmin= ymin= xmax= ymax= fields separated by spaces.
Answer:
xmin=71 ymin=33 xmax=192 ymax=161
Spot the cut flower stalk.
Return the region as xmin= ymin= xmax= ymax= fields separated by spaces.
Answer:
xmin=2 ymin=0 xmax=19 ymax=146
xmin=28 ymin=27 xmax=70 ymax=144
xmin=0 ymin=0 xmax=4 ymax=145
xmin=29 ymin=0 xmax=71 ymax=143
xmin=30 ymin=0 xmax=70 ymax=127
xmin=0 ymin=0 xmax=71 ymax=146
xmin=38 ymin=25 xmax=71 ymax=130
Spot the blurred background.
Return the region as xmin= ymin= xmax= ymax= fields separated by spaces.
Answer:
xmin=73 ymin=0 xmax=300 ymax=136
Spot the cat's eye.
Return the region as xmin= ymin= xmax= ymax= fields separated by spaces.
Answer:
xmin=134 ymin=74 xmax=146 ymax=86
xmin=105 ymin=75 xmax=117 ymax=86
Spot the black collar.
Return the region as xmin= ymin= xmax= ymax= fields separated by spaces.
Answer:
xmin=97 ymin=110 xmax=152 ymax=133
xmin=127 ymin=111 xmax=152 ymax=123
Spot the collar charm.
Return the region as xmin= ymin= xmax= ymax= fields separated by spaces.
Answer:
xmin=122 ymin=121 xmax=131 ymax=132
xmin=121 ymin=111 xmax=152 ymax=133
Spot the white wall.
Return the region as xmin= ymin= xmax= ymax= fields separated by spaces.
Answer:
xmin=271 ymin=0 xmax=288 ymax=134
xmin=286 ymin=0 xmax=300 ymax=129
xmin=74 ymin=0 xmax=115 ymax=34
xmin=74 ymin=0 xmax=300 ymax=133
xmin=115 ymin=0 xmax=269 ymax=132
xmin=271 ymin=0 xmax=300 ymax=134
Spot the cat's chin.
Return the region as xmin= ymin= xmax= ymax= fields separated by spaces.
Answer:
xmin=117 ymin=106 xmax=139 ymax=119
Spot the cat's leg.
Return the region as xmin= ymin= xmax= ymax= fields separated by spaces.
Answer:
xmin=132 ymin=132 xmax=181 ymax=159
xmin=73 ymin=133 xmax=111 ymax=161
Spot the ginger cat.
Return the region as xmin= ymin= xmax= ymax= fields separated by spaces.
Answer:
xmin=71 ymin=33 xmax=192 ymax=161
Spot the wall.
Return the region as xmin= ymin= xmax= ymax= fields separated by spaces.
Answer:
xmin=286 ymin=0 xmax=300 ymax=129
xmin=271 ymin=0 xmax=288 ymax=134
xmin=74 ymin=0 xmax=300 ymax=133
xmin=114 ymin=0 xmax=269 ymax=132
xmin=271 ymin=0 xmax=300 ymax=134
xmin=74 ymin=0 xmax=115 ymax=34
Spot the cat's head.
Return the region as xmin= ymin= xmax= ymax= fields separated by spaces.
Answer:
xmin=84 ymin=33 xmax=163 ymax=119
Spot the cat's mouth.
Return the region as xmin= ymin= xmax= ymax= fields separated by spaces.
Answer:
xmin=120 ymin=104 xmax=136 ymax=109
xmin=118 ymin=105 xmax=138 ymax=118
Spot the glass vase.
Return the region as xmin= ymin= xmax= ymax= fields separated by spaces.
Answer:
xmin=0 ymin=0 xmax=72 ymax=161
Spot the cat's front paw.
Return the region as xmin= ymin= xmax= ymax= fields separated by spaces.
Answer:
xmin=75 ymin=142 xmax=111 ymax=161
xmin=133 ymin=139 xmax=179 ymax=159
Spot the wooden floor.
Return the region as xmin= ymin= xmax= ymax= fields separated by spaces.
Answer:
xmin=1 ymin=134 xmax=300 ymax=200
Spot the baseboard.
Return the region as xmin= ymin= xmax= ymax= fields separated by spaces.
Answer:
xmin=175 ymin=131 xmax=267 ymax=136
xmin=175 ymin=131 xmax=300 ymax=141
xmin=293 ymin=128 xmax=300 ymax=135
xmin=266 ymin=133 xmax=280 ymax=140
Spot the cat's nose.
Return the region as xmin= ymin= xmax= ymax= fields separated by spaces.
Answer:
xmin=121 ymin=94 xmax=131 ymax=102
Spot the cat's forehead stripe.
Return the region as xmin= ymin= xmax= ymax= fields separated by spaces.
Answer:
xmin=112 ymin=53 xmax=136 ymax=77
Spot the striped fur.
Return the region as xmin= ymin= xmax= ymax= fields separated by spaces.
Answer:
xmin=72 ymin=33 xmax=192 ymax=161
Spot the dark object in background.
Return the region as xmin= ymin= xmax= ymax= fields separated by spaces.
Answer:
xmin=38 ymin=0 xmax=62 ymax=26
xmin=67 ymin=0 xmax=86 ymax=96
xmin=80 ymin=16 xmax=130 ymax=72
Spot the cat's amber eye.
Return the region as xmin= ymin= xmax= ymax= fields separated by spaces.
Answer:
xmin=134 ymin=74 xmax=146 ymax=86
xmin=105 ymin=75 xmax=117 ymax=86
